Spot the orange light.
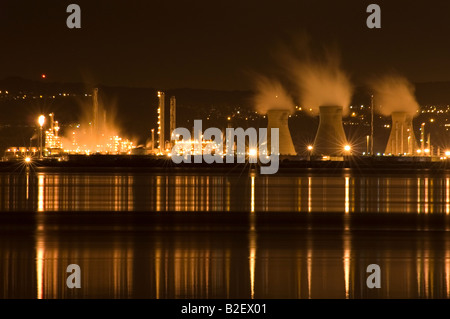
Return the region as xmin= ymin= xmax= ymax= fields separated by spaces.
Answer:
xmin=41 ymin=74 xmax=46 ymax=79
xmin=38 ymin=115 xmax=45 ymax=127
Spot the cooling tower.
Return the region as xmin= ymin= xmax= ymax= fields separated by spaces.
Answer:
xmin=385 ymin=112 xmax=418 ymax=155
xmin=267 ymin=109 xmax=296 ymax=155
xmin=312 ymin=106 xmax=348 ymax=156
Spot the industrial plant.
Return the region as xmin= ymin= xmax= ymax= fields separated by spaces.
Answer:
xmin=1 ymin=83 xmax=450 ymax=164
xmin=385 ymin=112 xmax=418 ymax=156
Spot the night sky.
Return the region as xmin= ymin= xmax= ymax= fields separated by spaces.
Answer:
xmin=1 ymin=0 xmax=450 ymax=90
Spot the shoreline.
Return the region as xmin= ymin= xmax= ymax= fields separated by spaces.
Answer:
xmin=0 ymin=154 xmax=449 ymax=174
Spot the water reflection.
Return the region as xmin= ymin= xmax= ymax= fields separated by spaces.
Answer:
xmin=446 ymin=177 xmax=450 ymax=215
xmin=1 ymin=170 xmax=450 ymax=299
xmin=37 ymin=174 xmax=44 ymax=212
xmin=1 ymin=212 xmax=450 ymax=298
xmin=249 ymin=214 xmax=256 ymax=299
xmin=1 ymin=171 xmax=449 ymax=213
xmin=343 ymin=233 xmax=351 ymax=298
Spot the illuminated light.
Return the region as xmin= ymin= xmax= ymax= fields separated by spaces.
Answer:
xmin=251 ymin=174 xmax=255 ymax=213
xmin=345 ymin=177 xmax=350 ymax=213
xmin=307 ymin=145 xmax=313 ymax=151
xmin=343 ymin=236 xmax=351 ymax=298
xmin=38 ymin=115 xmax=45 ymax=127
xmin=37 ymin=174 xmax=44 ymax=212
xmin=227 ymin=116 xmax=231 ymax=121
xmin=308 ymin=177 xmax=312 ymax=213
xmin=25 ymin=157 xmax=31 ymax=163
xmin=417 ymin=149 xmax=422 ymax=154
xmin=41 ymin=74 xmax=46 ymax=79
xmin=249 ymin=234 xmax=256 ymax=299
xmin=430 ymin=119 xmax=435 ymax=122
xmin=36 ymin=243 xmax=44 ymax=299
xmin=249 ymin=148 xmax=257 ymax=157
xmin=446 ymin=177 xmax=449 ymax=215
xmin=344 ymin=145 xmax=351 ymax=152
xmin=424 ymin=149 xmax=430 ymax=153
xmin=445 ymin=151 xmax=450 ymax=157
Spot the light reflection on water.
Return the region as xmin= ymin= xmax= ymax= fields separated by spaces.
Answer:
xmin=1 ymin=214 xmax=449 ymax=299
xmin=1 ymin=170 xmax=450 ymax=298
xmin=0 ymin=171 xmax=449 ymax=213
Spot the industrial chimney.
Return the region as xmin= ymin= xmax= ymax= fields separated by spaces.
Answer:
xmin=267 ymin=109 xmax=296 ymax=155
xmin=385 ymin=112 xmax=418 ymax=155
xmin=170 ymin=96 xmax=176 ymax=140
xmin=157 ymin=91 xmax=165 ymax=153
xmin=312 ymin=106 xmax=348 ymax=156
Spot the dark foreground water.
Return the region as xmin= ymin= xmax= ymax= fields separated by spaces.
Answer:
xmin=1 ymin=169 xmax=450 ymax=298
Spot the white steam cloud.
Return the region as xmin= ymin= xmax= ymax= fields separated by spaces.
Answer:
xmin=253 ymin=75 xmax=295 ymax=115
xmin=292 ymin=51 xmax=353 ymax=115
xmin=369 ymin=74 xmax=419 ymax=116
xmin=251 ymin=37 xmax=353 ymax=116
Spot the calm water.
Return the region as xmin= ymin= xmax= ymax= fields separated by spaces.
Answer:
xmin=1 ymin=169 xmax=450 ymax=298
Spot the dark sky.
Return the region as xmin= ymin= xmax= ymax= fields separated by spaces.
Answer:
xmin=1 ymin=0 xmax=450 ymax=90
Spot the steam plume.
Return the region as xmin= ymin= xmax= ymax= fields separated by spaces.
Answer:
xmin=60 ymin=97 xmax=135 ymax=153
xmin=253 ymin=75 xmax=295 ymax=114
xmin=292 ymin=50 xmax=353 ymax=114
xmin=369 ymin=74 xmax=419 ymax=116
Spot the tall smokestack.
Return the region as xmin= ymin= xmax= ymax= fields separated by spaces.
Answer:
xmin=93 ymin=88 xmax=99 ymax=135
xmin=157 ymin=91 xmax=165 ymax=153
xmin=170 ymin=96 xmax=176 ymax=140
xmin=267 ymin=109 xmax=296 ymax=155
xmin=385 ymin=112 xmax=418 ymax=155
xmin=312 ymin=106 xmax=348 ymax=156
